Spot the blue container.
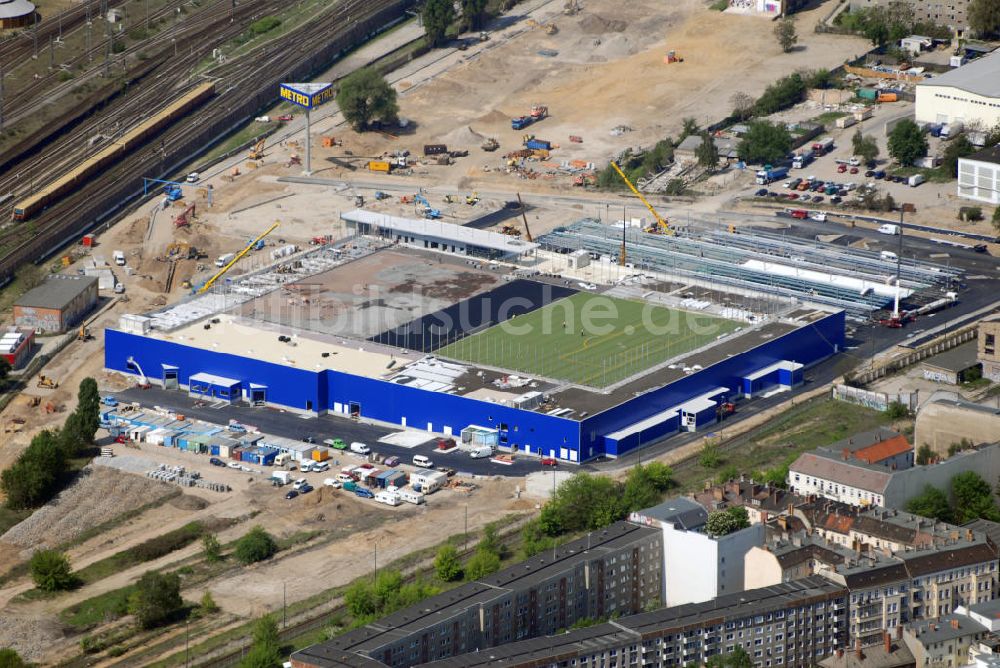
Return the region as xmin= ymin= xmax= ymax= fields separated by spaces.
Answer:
xmin=210 ymin=445 xmax=220 ymax=456
xmin=525 ymin=139 xmax=551 ymax=150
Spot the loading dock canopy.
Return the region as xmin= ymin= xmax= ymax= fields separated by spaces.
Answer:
xmin=606 ymin=408 xmax=680 ymax=442
xmin=743 ymin=360 xmax=803 ymax=381
xmin=189 ymin=372 xmax=241 ymax=396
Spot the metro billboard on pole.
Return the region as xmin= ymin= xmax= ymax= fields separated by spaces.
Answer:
xmin=279 ymin=82 xmax=335 ymax=109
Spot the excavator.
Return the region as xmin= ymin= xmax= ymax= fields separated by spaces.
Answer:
xmin=609 ymin=161 xmax=673 ymax=236
xmin=173 ymin=202 xmax=196 ymax=228
xmin=248 ymin=138 xmax=266 ymax=161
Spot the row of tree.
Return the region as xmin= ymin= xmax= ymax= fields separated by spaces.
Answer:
xmin=422 ymin=0 xmax=490 ymax=48
xmin=838 ymin=0 xmax=1000 ymax=43
xmin=906 ymin=471 xmax=1000 ymax=523
xmin=0 ymin=378 xmax=100 ymax=510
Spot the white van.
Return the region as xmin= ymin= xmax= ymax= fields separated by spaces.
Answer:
xmin=469 ymin=446 xmax=494 ymax=459
xmin=375 ymin=490 xmax=401 ymax=506
xmin=413 ymin=454 xmax=434 ymax=468
xmin=113 ymin=250 xmax=126 ymax=266
xmin=880 ymin=250 xmax=899 ymax=263
xmin=877 ymin=224 xmax=900 ymax=235
xmin=350 ymin=442 xmax=370 ymax=455
xmin=311 ymin=461 xmax=329 ymax=472
xmin=398 ymin=489 xmax=425 ymax=505
xmin=299 ymin=461 xmax=314 ymax=473
xmin=215 ymin=252 xmax=236 ymax=268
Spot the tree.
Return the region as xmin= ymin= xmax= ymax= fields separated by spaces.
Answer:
xmin=916 ymin=444 xmax=935 ymax=465
xmin=76 ymin=377 xmax=101 ymax=443
xmin=422 ymin=0 xmax=455 ymax=48
xmin=0 ymin=649 xmax=27 ymax=668
xmin=731 ymin=91 xmax=755 ymax=121
xmin=538 ymin=473 xmax=623 ymax=535
xmin=234 ymin=526 xmax=277 ymax=565
xmin=200 ymin=591 xmax=219 ymax=614
xmin=700 ymin=443 xmax=723 ymax=469
xmin=621 ymin=465 xmax=660 ymax=512
xmin=465 ymin=549 xmax=501 ymax=580
xmin=738 ymin=120 xmax=792 ymax=165
xmin=461 ymin=0 xmax=488 ymax=30
xmin=239 ymin=616 xmax=282 ymax=668
xmin=128 ymin=571 xmax=183 ymax=629
xmin=753 ymin=73 xmax=806 ymax=115
xmin=888 ymin=119 xmax=928 ymax=166
xmin=952 ymin=471 xmax=1000 ymax=522
xmin=202 ymin=534 xmax=222 ymax=563
xmin=906 ymin=485 xmax=952 ymax=521
xmin=774 ymin=18 xmax=797 ymax=52
xmin=942 ymin=135 xmax=975 ymax=177
xmin=968 ymin=0 xmax=1000 ymax=37
xmin=680 ymin=117 xmax=701 ymax=141
xmin=857 ymin=136 xmax=880 ymax=165
xmin=477 ymin=523 xmax=504 ymax=559
xmin=0 ymin=358 xmax=10 ymax=386
xmin=335 ymin=68 xmax=399 ymax=132
xmin=30 ymin=549 xmax=75 ymax=592
xmin=885 ymin=401 xmax=909 ymax=419
xmin=705 ymin=506 xmax=750 ymax=536
xmin=993 ymin=206 xmax=1000 ymax=235
xmin=1 ymin=430 xmax=66 ymax=510
xmin=434 ymin=545 xmax=463 ymax=582
xmin=696 ymin=133 xmax=720 ymax=169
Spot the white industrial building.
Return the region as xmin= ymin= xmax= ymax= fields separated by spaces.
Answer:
xmin=915 ymin=50 xmax=1000 ymax=128
xmin=958 ymin=146 xmax=1000 ymax=205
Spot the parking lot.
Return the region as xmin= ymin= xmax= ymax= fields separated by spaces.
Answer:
xmin=115 ymin=386 xmax=548 ymax=478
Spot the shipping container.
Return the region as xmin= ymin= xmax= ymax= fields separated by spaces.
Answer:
xmin=423 ymin=144 xmax=448 ymax=155
xmin=525 ymin=138 xmax=551 ymax=151
xmin=877 ymin=92 xmax=898 ymax=103
xmin=367 ymin=161 xmax=391 ymax=173
xmin=857 ymin=88 xmax=878 ymax=101
xmin=835 ymin=115 xmax=857 ymax=129
xmin=343 ymin=481 xmax=357 ymax=492
xmin=312 ymin=448 xmax=330 ymax=462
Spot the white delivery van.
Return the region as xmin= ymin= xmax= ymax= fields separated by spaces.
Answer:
xmin=469 ymin=446 xmax=494 ymax=459
xmin=299 ymin=461 xmax=314 ymax=473
xmin=350 ymin=442 xmax=370 ymax=455
xmin=412 ymin=454 xmax=434 ymax=468
xmin=215 ymin=252 xmax=236 ymax=268
xmin=880 ymin=250 xmax=899 ymax=263
xmin=877 ymin=224 xmax=901 ymax=235
xmin=375 ymin=490 xmax=401 ymax=506
xmin=398 ymin=489 xmax=425 ymax=505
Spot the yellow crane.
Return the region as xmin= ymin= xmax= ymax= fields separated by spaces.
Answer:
xmin=197 ymin=222 xmax=279 ymax=294
xmin=609 ymin=161 xmax=672 ymax=235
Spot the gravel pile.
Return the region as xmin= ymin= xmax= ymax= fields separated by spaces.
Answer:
xmin=93 ymin=452 xmax=157 ymax=474
xmin=1 ymin=465 xmax=174 ymax=551
xmin=0 ymin=614 xmax=65 ymax=661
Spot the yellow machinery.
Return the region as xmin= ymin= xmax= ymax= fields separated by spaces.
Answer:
xmin=37 ymin=375 xmax=59 ymax=389
xmin=248 ymin=138 xmax=266 ymax=160
xmin=609 ymin=161 xmax=672 ymax=235
xmin=517 ymin=192 xmax=533 ymax=242
xmin=197 ymin=222 xmax=279 ymax=294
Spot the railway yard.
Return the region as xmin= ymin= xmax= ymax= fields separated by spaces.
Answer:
xmin=0 ymin=0 xmax=999 ymax=665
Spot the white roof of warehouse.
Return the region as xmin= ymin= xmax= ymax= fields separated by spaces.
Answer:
xmin=0 ymin=0 xmax=35 ymax=19
xmin=341 ymin=210 xmax=539 ymax=254
xmin=918 ymin=49 xmax=1000 ymax=98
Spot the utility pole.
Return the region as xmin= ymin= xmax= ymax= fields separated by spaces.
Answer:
xmin=32 ymin=13 xmax=38 ymax=59
xmin=0 ymin=63 xmax=4 ymax=132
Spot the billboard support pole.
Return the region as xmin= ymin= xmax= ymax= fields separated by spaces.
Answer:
xmin=304 ymin=107 xmax=312 ymax=176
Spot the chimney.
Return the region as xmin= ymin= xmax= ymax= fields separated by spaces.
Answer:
xmin=842 ymin=448 xmax=851 ymax=461
xmin=884 ymin=631 xmax=892 ymax=654
xmin=779 ymin=516 xmax=788 ymax=531
xmin=855 ymin=637 xmax=864 ymax=660
xmin=967 ymin=529 xmax=974 ymax=541
xmin=950 ymin=530 xmax=960 ymax=542
xmin=788 ymin=502 xmax=795 ymax=516
xmin=951 ymin=619 xmax=960 ymax=630
xmin=713 ymin=487 xmax=724 ymax=502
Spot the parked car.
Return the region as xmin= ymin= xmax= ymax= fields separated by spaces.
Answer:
xmin=302 ymin=436 xmax=316 ymax=444
xmin=209 ymin=457 xmax=225 ymax=467
xmin=413 ymin=454 xmax=434 ymax=468
xmin=227 ymin=461 xmax=241 ymax=469
xmin=185 ymin=172 xmax=200 ymax=183
xmin=323 ymin=478 xmax=342 ymax=488
xmin=837 ymin=164 xmax=847 ymax=173
xmin=299 ymin=484 xmax=314 ymax=494
xmin=812 ymin=195 xmax=824 ymax=203
xmin=755 ymin=188 xmax=768 ymax=197
xmin=324 ymin=438 xmax=347 ymax=450
xmin=384 ymin=456 xmax=400 ymax=467
xmin=293 ymin=478 xmax=308 ymax=490
xmin=285 ymin=490 xmax=299 ymax=500
xmin=865 ymin=170 xmax=875 ymax=177
xmin=830 ymin=196 xmax=842 ymax=204
xmin=541 ymin=457 xmax=558 ymax=467
xmin=850 ymin=167 xmax=859 ymax=174
xmin=355 ymin=487 xmax=375 ymax=499
xmin=788 ymin=193 xmax=799 ymax=200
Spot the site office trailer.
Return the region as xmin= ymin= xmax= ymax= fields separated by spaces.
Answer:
xmin=579 ymin=310 xmax=846 ymax=459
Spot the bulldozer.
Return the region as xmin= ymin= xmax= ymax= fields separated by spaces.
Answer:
xmin=465 ymin=191 xmax=480 ymax=205
xmin=481 ymin=137 xmax=499 ymax=152
xmin=664 ymin=50 xmax=683 ymax=64
xmin=37 ymin=375 xmax=59 ymax=389
xmin=500 ymin=224 xmax=522 ymax=237
xmin=165 ymin=242 xmax=198 ymax=260
xmin=248 ymin=138 xmax=266 ymax=161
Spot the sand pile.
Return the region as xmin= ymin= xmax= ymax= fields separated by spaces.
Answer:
xmin=578 ymin=14 xmax=628 ymax=34
xmin=441 ymin=125 xmax=486 ymax=146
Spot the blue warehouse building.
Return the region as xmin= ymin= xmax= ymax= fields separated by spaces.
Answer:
xmin=105 ymin=302 xmax=843 ymax=463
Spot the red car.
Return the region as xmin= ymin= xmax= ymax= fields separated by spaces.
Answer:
xmin=276 ymin=114 xmax=294 ymax=121
xmin=541 ymin=457 xmax=558 ymax=466
xmin=837 ymin=164 xmax=847 ymax=173
xmin=850 ymin=167 xmax=859 ymax=174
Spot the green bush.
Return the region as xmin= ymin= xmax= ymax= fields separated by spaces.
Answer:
xmin=131 ymin=522 xmax=205 ymax=562
xmin=250 ymin=16 xmax=281 ymax=35
xmin=960 ymin=206 xmax=984 ymax=222
xmin=30 ymin=549 xmax=76 ymax=592
xmin=128 ymin=571 xmax=183 ymax=629
xmin=235 ymin=526 xmax=277 ymax=565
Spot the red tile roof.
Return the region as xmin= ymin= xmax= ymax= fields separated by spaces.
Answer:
xmin=854 ymin=435 xmax=911 ymax=464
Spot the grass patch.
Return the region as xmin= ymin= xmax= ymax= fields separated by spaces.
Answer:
xmin=888 ymin=165 xmax=954 ymax=183
xmin=62 ymin=585 xmax=136 ymax=628
xmin=438 ymin=293 xmax=740 ymax=387
xmin=73 ymin=522 xmax=207 ymax=586
xmin=200 ymin=122 xmax=276 ymax=164
xmin=814 ymin=111 xmax=848 ymax=126
xmin=0 ymin=506 xmax=32 ymax=537
xmin=674 ymin=397 xmax=895 ymax=492
xmin=710 ymin=0 xmax=729 ymax=9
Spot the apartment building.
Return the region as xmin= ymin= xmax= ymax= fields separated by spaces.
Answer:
xmin=291 ymin=522 xmax=663 ymax=668
xmin=980 ymin=318 xmax=1000 ymax=383
xmin=903 ymin=615 xmax=989 ymax=667
xmin=416 ymin=577 xmax=848 ymax=668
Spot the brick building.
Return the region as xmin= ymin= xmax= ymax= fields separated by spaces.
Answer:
xmin=13 ymin=275 xmax=98 ymax=334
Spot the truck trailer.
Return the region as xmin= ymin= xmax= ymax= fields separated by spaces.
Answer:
xmin=755 ymin=166 xmax=789 ymax=185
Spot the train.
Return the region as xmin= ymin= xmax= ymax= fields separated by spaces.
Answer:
xmin=12 ymin=81 xmax=216 ymax=222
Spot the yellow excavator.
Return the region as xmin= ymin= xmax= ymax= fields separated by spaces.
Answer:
xmin=248 ymin=138 xmax=266 ymax=161
xmin=197 ymin=222 xmax=279 ymax=294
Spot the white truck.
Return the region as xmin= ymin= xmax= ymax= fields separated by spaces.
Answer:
xmin=469 ymin=446 xmax=494 ymax=459
xmin=271 ymin=471 xmax=292 ymax=486
xmin=940 ymin=121 xmax=963 ymax=139
xmin=215 ymin=252 xmax=236 ymax=268
xmin=908 ymin=174 xmax=925 ymax=187
xmin=877 ymin=224 xmax=901 ymax=235
xmin=113 ymin=250 xmax=126 ymax=266
xmin=398 ymin=489 xmax=425 ymax=505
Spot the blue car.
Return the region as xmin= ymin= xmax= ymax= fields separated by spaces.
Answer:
xmin=355 ymin=487 xmax=375 ymax=499
xmin=299 ymin=484 xmax=314 ymax=494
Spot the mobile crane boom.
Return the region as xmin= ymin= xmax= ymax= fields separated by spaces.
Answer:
xmin=609 ymin=161 xmax=671 ymax=234
xmin=198 ymin=222 xmax=280 ymax=294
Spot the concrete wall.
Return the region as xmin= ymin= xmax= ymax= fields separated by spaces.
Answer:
xmin=979 ymin=321 xmax=1000 ymax=382
xmin=661 ymin=522 xmax=763 ymax=606
xmin=959 ymin=157 xmax=1000 ymax=205
xmin=915 ymin=398 xmax=1000 ymax=454
xmin=884 ymin=444 xmax=1000 ymax=508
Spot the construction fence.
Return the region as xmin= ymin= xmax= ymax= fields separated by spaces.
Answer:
xmin=845 ymin=324 xmax=979 ymax=386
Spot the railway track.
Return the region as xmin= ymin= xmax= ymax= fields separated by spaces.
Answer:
xmin=0 ymin=0 xmax=415 ymax=280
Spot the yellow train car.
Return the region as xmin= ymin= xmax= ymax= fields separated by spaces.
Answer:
xmin=12 ymin=81 xmax=216 ymax=222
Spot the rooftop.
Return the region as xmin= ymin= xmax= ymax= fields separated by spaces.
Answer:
xmin=14 ymin=275 xmax=97 ymax=311
xmin=814 ymin=428 xmax=912 ymax=465
xmin=921 ymin=341 xmax=981 ymax=373
xmin=341 ymin=210 xmax=539 ymax=255
xmin=818 ymin=640 xmax=914 ymax=668
xmin=964 ymin=146 xmax=1000 ymax=166
xmin=919 ymin=49 xmax=1000 ymax=98
xmin=790 ymin=451 xmax=893 ymax=494
xmin=632 ymin=497 xmax=708 ymax=530
xmin=0 ymin=0 xmax=35 ymax=19
xmin=907 ymin=614 xmax=987 ymax=645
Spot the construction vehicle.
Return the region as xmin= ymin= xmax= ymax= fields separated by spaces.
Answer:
xmin=443 ymin=194 xmax=456 ymax=204
xmin=481 ymin=137 xmax=499 ymax=152
xmin=37 ymin=375 xmax=59 ymax=389
xmin=413 ymin=194 xmax=442 ymax=219
xmin=163 ymin=184 xmax=183 ymax=202
xmin=530 ymin=104 xmax=548 ymax=119
xmin=196 ymin=222 xmax=279 ymax=294
xmin=78 ymin=325 xmax=93 ymax=341
xmin=173 ymin=202 xmax=196 ymax=228
xmin=500 ymin=224 xmax=522 ymax=236
xmin=564 ymin=0 xmax=580 ymax=14
xmin=248 ymin=138 xmax=266 ymax=161
xmin=664 ymin=50 xmax=683 ymax=64
xmin=465 ymin=191 xmax=480 ymax=205
xmin=165 ymin=242 xmax=198 ymax=260
xmin=609 ymin=161 xmax=672 ymax=236
xmin=374 ymin=191 xmax=390 ymax=200
xmin=321 ymin=136 xmax=342 ymax=147
xmin=286 ymin=155 xmax=301 ymax=167
xmin=517 ymin=193 xmax=533 ymax=241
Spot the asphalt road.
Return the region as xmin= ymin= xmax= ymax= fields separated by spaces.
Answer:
xmin=116 ymin=387 xmax=547 ymax=478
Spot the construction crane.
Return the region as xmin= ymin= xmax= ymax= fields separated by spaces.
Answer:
xmin=517 ymin=193 xmax=533 ymax=242
xmin=248 ymin=138 xmax=266 ymax=160
xmin=609 ymin=161 xmax=672 ymax=235
xmin=197 ymin=222 xmax=279 ymax=294
xmin=173 ymin=202 xmax=196 ymax=228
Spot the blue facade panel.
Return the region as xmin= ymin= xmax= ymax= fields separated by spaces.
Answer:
xmin=580 ymin=311 xmax=845 ymax=459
